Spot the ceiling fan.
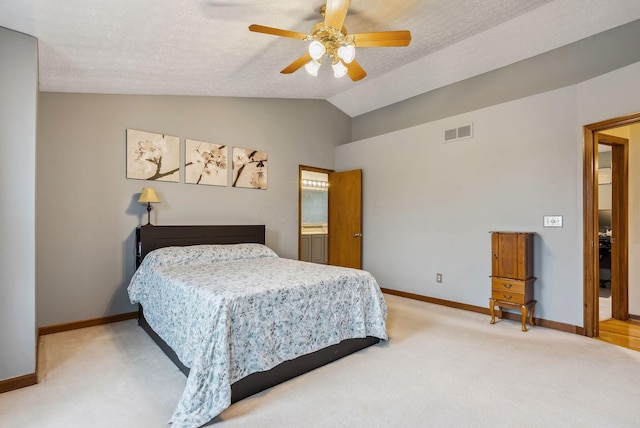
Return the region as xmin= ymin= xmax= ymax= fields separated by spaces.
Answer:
xmin=248 ymin=0 xmax=411 ymax=81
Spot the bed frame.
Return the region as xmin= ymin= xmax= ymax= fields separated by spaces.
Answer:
xmin=135 ymin=224 xmax=380 ymax=404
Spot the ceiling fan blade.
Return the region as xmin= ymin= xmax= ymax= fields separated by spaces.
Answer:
xmin=281 ymin=53 xmax=313 ymax=74
xmin=324 ymin=0 xmax=350 ymax=30
xmin=249 ymin=24 xmax=308 ymax=40
xmin=345 ymin=60 xmax=367 ymax=81
xmin=352 ymin=31 xmax=412 ymax=47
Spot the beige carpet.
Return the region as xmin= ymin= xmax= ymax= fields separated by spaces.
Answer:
xmin=1 ymin=294 xmax=639 ymax=427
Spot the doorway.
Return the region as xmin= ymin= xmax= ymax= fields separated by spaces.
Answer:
xmin=298 ymin=165 xmax=364 ymax=269
xmin=299 ymin=166 xmax=331 ymax=264
xmin=597 ymin=143 xmax=613 ymax=321
xmin=583 ymin=113 xmax=639 ymax=337
xmin=596 ymin=134 xmax=629 ymax=323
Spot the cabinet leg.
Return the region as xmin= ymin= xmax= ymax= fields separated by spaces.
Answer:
xmin=489 ymin=299 xmax=496 ymax=324
xmin=520 ymin=305 xmax=528 ymax=332
xmin=529 ymin=302 xmax=536 ymax=326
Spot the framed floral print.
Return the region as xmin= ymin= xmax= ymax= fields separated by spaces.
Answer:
xmin=232 ymin=147 xmax=267 ymax=189
xmin=185 ymin=139 xmax=228 ymax=186
xmin=126 ymin=129 xmax=179 ymax=182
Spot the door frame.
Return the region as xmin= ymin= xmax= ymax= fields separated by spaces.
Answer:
xmin=298 ymin=165 xmax=333 ymax=261
xmin=583 ymin=112 xmax=639 ymax=337
xmin=597 ymin=133 xmax=629 ymax=321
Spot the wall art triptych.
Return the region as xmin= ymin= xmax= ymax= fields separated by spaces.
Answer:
xmin=126 ymin=129 xmax=267 ymax=190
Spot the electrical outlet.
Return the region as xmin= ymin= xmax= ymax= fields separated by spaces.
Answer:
xmin=436 ymin=273 xmax=443 ymax=283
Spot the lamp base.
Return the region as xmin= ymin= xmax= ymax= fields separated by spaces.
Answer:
xmin=146 ymin=203 xmax=153 ymax=226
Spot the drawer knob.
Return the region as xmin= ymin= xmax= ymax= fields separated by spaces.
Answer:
xmin=503 ymin=283 xmax=512 ymax=289
xmin=502 ymin=294 xmax=513 ymax=300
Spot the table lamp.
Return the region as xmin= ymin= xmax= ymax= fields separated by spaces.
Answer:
xmin=138 ymin=187 xmax=161 ymax=225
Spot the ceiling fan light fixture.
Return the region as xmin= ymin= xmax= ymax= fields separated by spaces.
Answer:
xmin=337 ymin=44 xmax=355 ymax=64
xmin=305 ymin=59 xmax=322 ymax=76
xmin=249 ymin=1 xmax=411 ymax=82
xmin=308 ymin=40 xmax=326 ymax=60
xmin=332 ymin=60 xmax=348 ymax=78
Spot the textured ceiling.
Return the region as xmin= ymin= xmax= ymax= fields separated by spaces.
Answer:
xmin=2 ymin=0 xmax=640 ymax=117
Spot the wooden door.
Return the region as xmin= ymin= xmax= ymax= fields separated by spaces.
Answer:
xmin=328 ymin=169 xmax=362 ymax=269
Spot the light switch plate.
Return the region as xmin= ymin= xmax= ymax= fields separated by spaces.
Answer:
xmin=543 ymin=215 xmax=563 ymax=227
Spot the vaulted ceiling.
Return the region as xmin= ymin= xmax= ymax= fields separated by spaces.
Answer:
xmin=2 ymin=0 xmax=640 ymax=117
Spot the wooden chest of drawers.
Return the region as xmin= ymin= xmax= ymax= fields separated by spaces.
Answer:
xmin=491 ymin=278 xmax=534 ymax=304
xmin=489 ymin=232 xmax=536 ymax=331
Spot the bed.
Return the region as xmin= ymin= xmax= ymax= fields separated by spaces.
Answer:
xmin=128 ymin=225 xmax=387 ymax=427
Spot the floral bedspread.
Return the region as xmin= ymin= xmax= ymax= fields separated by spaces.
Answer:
xmin=127 ymin=244 xmax=388 ymax=428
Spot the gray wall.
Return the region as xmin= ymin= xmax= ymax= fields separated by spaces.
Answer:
xmin=336 ymin=60 xmax=640 ymax=327
xmin=0 ymin=27 xmax=37 ymax=380
xmin=37 ymin=93 xmax=350 ymax=327
xmin=352 ymin=19 xmax=640 ymax=142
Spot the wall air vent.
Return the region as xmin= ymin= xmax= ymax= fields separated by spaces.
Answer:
xmin=444 ymin=128 xmax=458 ymax=141
xmin=444 ymin=123 xmax=473 ymax=143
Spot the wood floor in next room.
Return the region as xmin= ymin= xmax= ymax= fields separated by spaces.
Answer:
xmin=599 ymin=318 xmax=640 ymax=352
xmin=598 ymin=286 xmax=640 ymax=352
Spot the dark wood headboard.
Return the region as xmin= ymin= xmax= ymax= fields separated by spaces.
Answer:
xmin=135 ymin=225 xmax=266 ymax=267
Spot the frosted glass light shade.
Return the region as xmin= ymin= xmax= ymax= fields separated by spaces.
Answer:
xmin=308 ymin=41 xmax=326 ymax=60
xmin=332 ymin=60 xmax=348 ymax=78
xmin=305 ymin=60 xmax=321 ymax=76
xmin=337 ymin=45 xmax=355 ymax=63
